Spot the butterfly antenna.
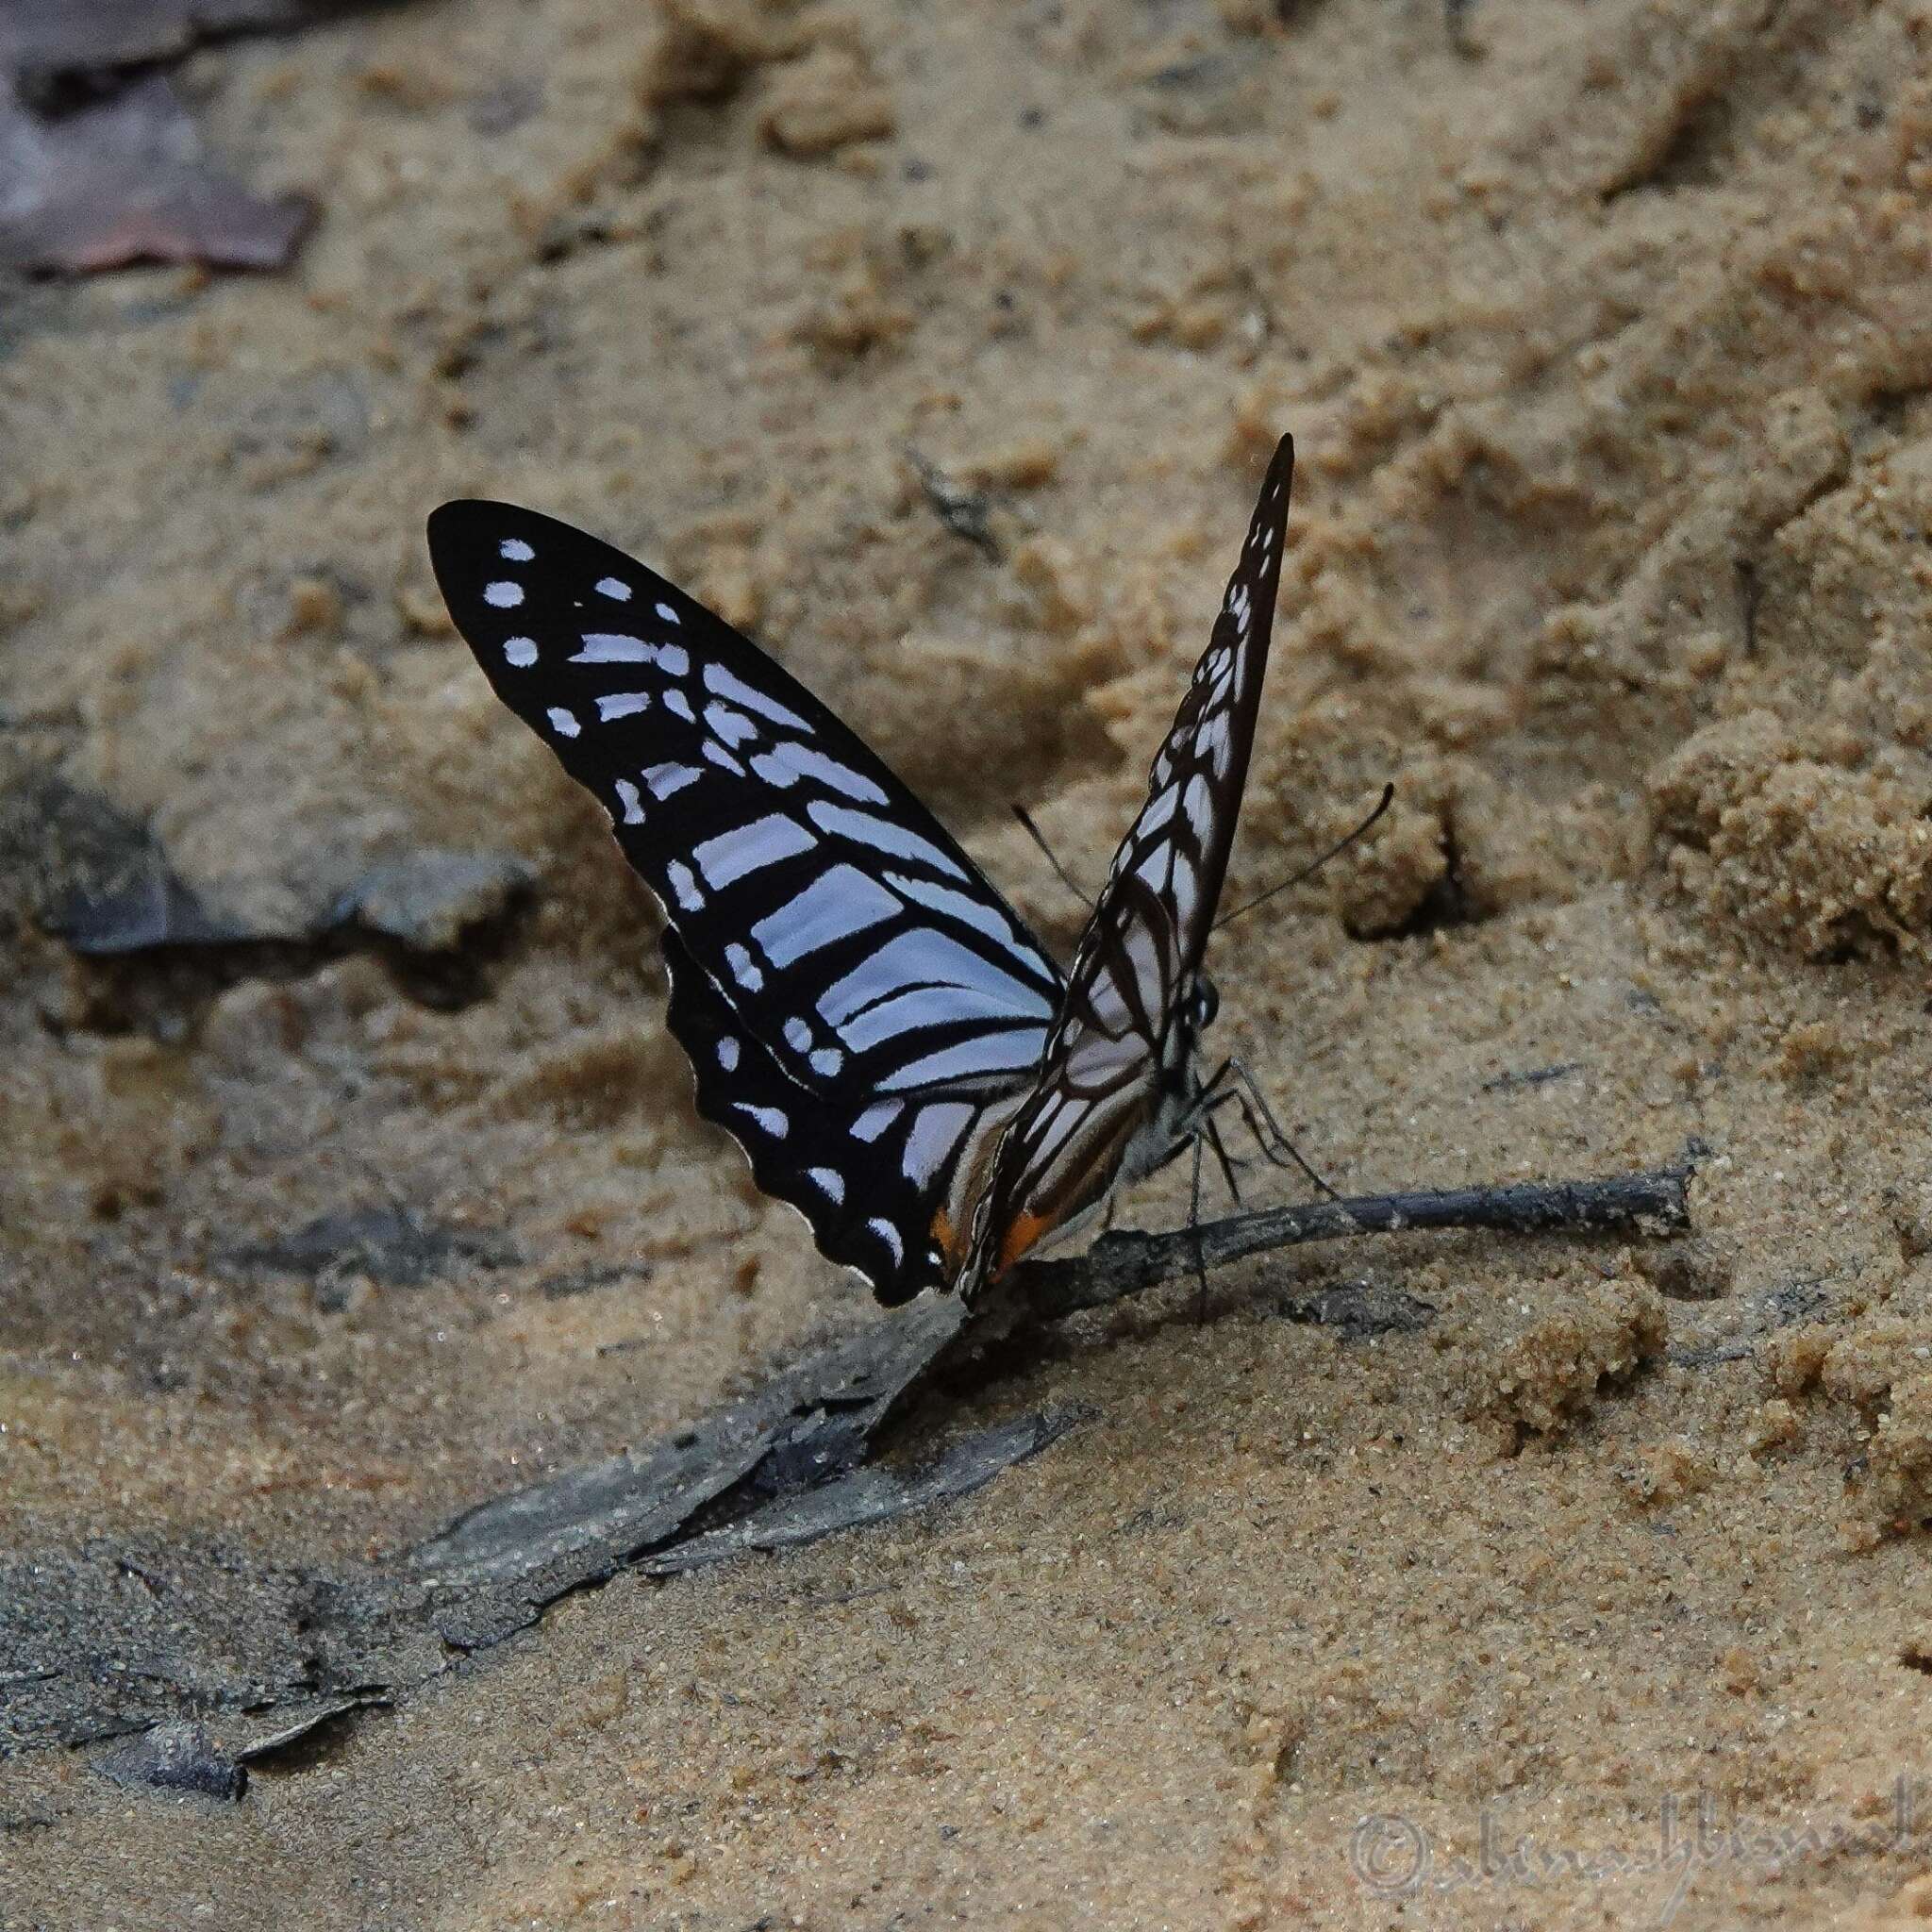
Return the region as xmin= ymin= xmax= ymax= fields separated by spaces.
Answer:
xmin=1213 ymin=782 xmax=1394 ymax=932
xmin=1011 ymin=803 xmax=1091 ymax=910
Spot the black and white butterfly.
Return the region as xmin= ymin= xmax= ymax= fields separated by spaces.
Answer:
xmin=427 ymin=433 xmax=1297 ymax=1307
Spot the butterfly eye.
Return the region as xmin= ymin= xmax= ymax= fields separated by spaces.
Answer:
xmin=1191 ymin=975 xmax=1220 ymax=1033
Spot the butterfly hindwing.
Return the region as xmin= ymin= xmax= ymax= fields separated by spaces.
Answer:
xmin=664 ymin=929 xmax=994 ymax=1301
xmin=427 ymin=500 xmax=1064 ymax=1301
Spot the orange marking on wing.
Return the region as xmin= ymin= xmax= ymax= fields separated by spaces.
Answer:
xmin=996 ymin=1209 xmax=1053 ymax=1275
xmin=930 ymin=1207 xmax=966 ymax=1267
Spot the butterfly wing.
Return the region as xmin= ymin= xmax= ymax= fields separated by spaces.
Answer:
xmin=963 ymin=433 xmax=1295 ymax=1291
xmin=426 ymin=501 xmax=1063 ymax=1302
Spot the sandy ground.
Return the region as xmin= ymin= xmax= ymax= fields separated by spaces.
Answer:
xmin=8 ymin=0 xmax=1932 ymax=1924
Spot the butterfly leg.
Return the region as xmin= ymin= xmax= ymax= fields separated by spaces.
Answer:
xmin=1190 ymin=1129 xmax=1210 ymax=1325
xmin=1222 ymin=1056 xmax=1340 ymax=1201
xmin=1204 ymin=1107 xmax=1243 ymax=1208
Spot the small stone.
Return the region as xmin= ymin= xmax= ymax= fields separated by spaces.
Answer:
xmin=284 ymin=575 xmax=343 ymax=637
xmin=758 ymin=45 xmax=895 ymax=158
xmin=98 ymin=1723 xmax=245 ymax=1802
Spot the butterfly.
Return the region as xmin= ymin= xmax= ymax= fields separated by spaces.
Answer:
xmin=426 ymin=432 xmax=1296 ymax=1308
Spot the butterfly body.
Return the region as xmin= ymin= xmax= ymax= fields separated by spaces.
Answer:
xmin=427 ymin=434 xmax=1295 ymax=1309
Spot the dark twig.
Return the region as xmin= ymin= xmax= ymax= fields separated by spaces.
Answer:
xmin=1735 ymin=558 xmax=1762 ymax=658
xmin=1008 ymin=1166 xmax=1691 ymax=1325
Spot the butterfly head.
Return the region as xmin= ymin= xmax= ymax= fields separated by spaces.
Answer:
xmin=1187 ymin=973 xmax=1219 ymax=1039
xmin=1158 ymin=970 xmax=1220 ymax=1091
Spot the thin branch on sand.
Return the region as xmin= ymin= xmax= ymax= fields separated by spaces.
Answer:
xmin=1005 ymin=1166 xmax=1692 ymax=1327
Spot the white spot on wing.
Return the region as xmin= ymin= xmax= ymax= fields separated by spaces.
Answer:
xmin=573 ymin=634 xmax=691 ymax=677
xmin=702 ymin=740 xmax=745 ymax=775
xmin=1183 ymin=774 xmax=1213 ymax=841
xmin=751 ymin=864 xmax=901 ymax=968
xmin=666 ymin=859 xmax=704 ymax=910
xmin=808 ymin=1167 xmax=845 ymax=1204
xmin=573 ymin=633 xmax=650 ymax=662
xmin=664 ymin=691 xmax=696 ymax=724
xmin=692 ymin=813 xmax=814 ymax=889
xmin=656 ymin=602 xmax=680 ymax=625
xmin=503 ymin=636 xmax=538 ymax=667
xmin=643 ymin=761 xmax=701 ymax=800
xmin=597 ymin=692 xmax=651 ymax=721
xmin=1172 ymin=850 xmax=1198 ymax=925
xmin=596 ymin=576 xmax=632 ymax=602
xmin=809 ymin=1046 xmax=843 ymax=1078
xmin=1025 ymin=1092 xmax=1086 ymax=1171
xmin=1138 ymin=784 xmax=1179 ymax=837
xmin=615 ymin=778 xmax=645 ymax=824
xmin=805 ymin=801 xmax=966 ymax=879
xmin=717 ymin=1037 xmax=740 ymax=1071
xmin=883 ymin=871 xmax=1017 ymax=948
xmin=876 ymin=1031 xmax=1045 ymax=1091
xmin=499 ymin=538 xmax=534 ymax=562
xmin=1202 ymin=713 xmax=1232 ymax=777
xmin=818 ymin=927 xmax=1053 ymax=1030
xmin=735 ymin=1103 xmax=788 ymax=1139
xmin=485 ymin=581 xmax=523 ymax=608
xmin=547 ymin=707 xmax=580 ymax=738
xmin=704 ymin=703 xmax=758 ymax=748
xmin=851 ymin=1099 xmax=904 ymax=1141
xmin=749 ymin=742 xmax=887 ymax=803
xmin=838 ymin=982 xmax=1039 ymax=1053
xmin=902 ymin=1101 xmax=973 ymax=1187
xmin=703 ymin=663 xmax=809 ymax=733
xmin=726 ymin=941 xmax=763 ymax=991
xmin=868 ymin=1217 xmax=905 ymax=1267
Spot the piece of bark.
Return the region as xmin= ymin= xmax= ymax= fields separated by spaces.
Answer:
xmin=639 ymin=1409 xmax=1085 ymax=1574
xmin=6 ymin=1165 xmax=1690 ymax=1764
xmin=1 ymin=2 xmax=355 ymax=93
xmin=0 ymin=75 xmax=312 ymax=274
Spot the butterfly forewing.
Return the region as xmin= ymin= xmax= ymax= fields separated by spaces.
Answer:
xmin=964 ymin=435 xmax=1296 ymax=1290
xmin=427 ymin=500 xmax=1064 ymax=1301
